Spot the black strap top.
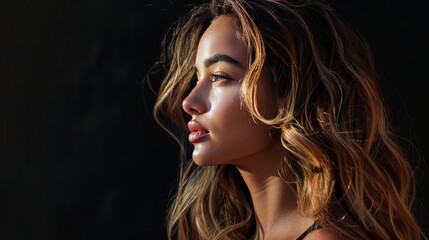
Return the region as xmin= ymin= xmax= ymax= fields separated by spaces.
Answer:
xmin=296 ymin=222 xmax=320 ymax=240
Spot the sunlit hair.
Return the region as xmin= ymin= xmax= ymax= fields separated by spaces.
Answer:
xmin=151 ymin=0 xmax=424 ymax=239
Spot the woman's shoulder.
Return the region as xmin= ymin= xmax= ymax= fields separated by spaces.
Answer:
xmin=304 ymin=229 xmax=345 ymax=240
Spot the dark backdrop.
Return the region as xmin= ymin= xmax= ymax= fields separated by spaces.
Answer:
xmin=1 ymin=0 xmax=428 ymax=239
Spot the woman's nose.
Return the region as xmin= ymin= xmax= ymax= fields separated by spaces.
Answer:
xmin=182 ymin=82 xmax=208 ymax=116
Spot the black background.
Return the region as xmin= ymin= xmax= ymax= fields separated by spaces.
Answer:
xmin=1 ymin=0 xmax=428 ymax=239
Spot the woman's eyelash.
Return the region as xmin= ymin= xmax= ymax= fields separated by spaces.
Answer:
xmin=192 ymin=72 xmax=232 ymax=84
xmin=211 ymin=74 xmax=232 ymax=82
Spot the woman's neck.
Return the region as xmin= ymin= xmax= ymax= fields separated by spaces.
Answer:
xmin=235 ymin=144 xmax=314 ymax=239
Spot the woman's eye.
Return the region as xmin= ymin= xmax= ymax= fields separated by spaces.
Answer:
xmin=211 ymin=74 xmax=231 ymax=82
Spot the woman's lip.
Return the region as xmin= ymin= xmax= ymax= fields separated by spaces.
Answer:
xmin=188 ymin=130 xmax=209 ymax=143
xmin=187 ymin=120 xmax=209 ymax=143
xmin=187 ymin=120 xmax=208 ymax=133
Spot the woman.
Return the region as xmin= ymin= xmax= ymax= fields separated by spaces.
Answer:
xmin=152 ymin=0 xmax=424 ymax=239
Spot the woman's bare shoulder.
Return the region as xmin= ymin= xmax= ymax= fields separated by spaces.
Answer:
xmin=304 ymin=229 xmax=346 ymax=240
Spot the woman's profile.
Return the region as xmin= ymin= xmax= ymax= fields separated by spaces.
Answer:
xmin=151 ymin=0 xmax=425 ymax=239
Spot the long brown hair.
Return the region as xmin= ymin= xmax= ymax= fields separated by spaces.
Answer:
xmin=152 ymin=0 xmax=424 ymax=239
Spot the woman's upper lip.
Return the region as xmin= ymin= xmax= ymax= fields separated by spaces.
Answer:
xmin=187 ymin=120 xmax=208 ymax=133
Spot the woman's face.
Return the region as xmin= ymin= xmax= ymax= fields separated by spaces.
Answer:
xmin=182 ymin=15 xmax=275 ymax=167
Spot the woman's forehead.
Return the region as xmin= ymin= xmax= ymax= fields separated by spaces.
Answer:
xmin=195 ymin=15 xmax=247 ymax=68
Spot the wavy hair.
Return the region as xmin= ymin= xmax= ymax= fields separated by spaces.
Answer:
xmin=151 ymin=0 xmax=424 ymax=239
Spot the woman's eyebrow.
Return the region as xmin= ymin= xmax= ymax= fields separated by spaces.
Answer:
xmin=203 ymin=54 xmax=244 ymax=69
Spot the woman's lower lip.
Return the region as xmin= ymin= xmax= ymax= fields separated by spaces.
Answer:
xmin=188 ymin=131 xmax=209 ymax=143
